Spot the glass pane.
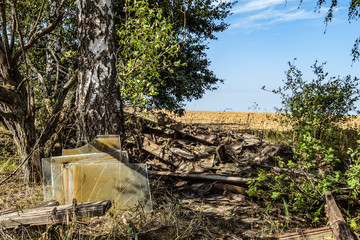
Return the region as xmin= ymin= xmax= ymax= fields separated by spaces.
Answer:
xmin=42 ymin=151 xmax=126 ymax=204
xmin=65 ymin=161 xmax=152 ymax=211
xmin=62 ymin=135 xmax=122 ymax=156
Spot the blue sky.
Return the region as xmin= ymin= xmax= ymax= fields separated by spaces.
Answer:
xmin=185 ymin=0 xmax=360 ymax=112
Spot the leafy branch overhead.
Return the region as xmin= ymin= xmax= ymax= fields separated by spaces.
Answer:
xmin=116 ymin=0 xmax=183 ymax=109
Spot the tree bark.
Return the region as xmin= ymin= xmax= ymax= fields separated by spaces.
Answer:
xmin=0 ymin=69 xmax=40 ymax=182
xmin=76 ymin=0 xmax=123 ymax=145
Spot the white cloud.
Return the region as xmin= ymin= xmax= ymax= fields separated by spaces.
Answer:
xmin=233 ymin=0 xmax=289 ymax=14
xmin=230 ymin=0 xmax=329 ymax=31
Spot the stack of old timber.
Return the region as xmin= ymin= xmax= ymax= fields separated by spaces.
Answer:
xmin=124 ymin=105 xmax=293 ymax=190
xmin=124 ymin=105 xmax=357 ymax=240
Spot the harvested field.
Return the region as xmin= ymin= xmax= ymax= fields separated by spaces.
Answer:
xmin=171 ymin=111 xmax=286 ymax=131
xmin=171 ymin=110 xmax=360 ymax=131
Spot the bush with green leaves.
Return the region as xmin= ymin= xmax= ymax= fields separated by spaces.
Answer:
xmin=267 ymin=61 xmax=360 ymax=143
xmin=250 ymin=61 xmax=360 ymax=222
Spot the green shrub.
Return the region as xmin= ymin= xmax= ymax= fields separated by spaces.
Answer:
xmin=250 ymin=61 xmax=360 ymax=221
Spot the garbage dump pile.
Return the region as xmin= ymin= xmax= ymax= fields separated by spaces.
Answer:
xmin=124 ymin=105 xmax=294 ymax=182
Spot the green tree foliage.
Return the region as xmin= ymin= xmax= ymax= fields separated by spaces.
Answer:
xmin=116 ymin=0 xmax=182 ymax=109
xmin=305 ymin=0 xmax=360 ymax=61
xmin=114 ymin=0 xmax=235 ymax=113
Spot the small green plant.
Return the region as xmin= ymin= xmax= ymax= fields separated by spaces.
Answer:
xmin=251 ymin=61 xmax=360 ymax=222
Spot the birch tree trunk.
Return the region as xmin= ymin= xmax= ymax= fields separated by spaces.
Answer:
xmin=76 ymin=0 xmax=123 ymax=145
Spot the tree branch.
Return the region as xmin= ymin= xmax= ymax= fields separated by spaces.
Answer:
xmin=0 ymin=110 xmax=16 ymax=120
xmin=52 ymin=72 xmax=77 ymax=114
xmin=13 ymin=7 xmax=64 ymax=62
xmin=0 ymin=2 xmax=10 ymax=68
xmin=9 ymin=5 xmax=15 ymax=53
xmin=0 ymin=85 xmax=18 ymax=104
xmin=27 ymin=0 xmax=46 ymax=40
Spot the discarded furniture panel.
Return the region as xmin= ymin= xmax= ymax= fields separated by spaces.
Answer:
xmin=325 ymin=191 xmax=355 ymax=240
xmin=0 ymin=200 xmax=111 ymax=229
xmin=63 ymin=135 xmax=122 ymax=156
xmin=277 ymin=226 xmax=334 ymax=239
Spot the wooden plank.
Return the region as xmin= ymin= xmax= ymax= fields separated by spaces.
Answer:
xmin=149 ymin=170 xmax=253 ymax=186
xmin=0 ymin=200 xmax=59 ymax=216
xmin=169 ymin=147 xmax=195 ymax=160
xmin=325 ymin=191 xmax=355 ymax=240
xmin=277 ymin=226 xmax=333 ymax=239
xmin=0 ymin=200 xmax=111 ymax=229
xmin=216 ymin=144 xmax=226 ymax=162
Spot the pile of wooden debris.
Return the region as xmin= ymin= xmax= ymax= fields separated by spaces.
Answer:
xmin=124 ymin=105 xmax=356 ymax=240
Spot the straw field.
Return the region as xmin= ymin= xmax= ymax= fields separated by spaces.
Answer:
xmin=171 ymin=110 xmax=360 ymax=132
xmin=172 ymin=111 xmax=287 ymax=131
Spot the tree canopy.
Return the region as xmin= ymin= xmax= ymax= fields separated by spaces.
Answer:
xmin=115 ymin=0 xmax=235 ymax=113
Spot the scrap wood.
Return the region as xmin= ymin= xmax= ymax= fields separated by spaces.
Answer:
xmin=142 ymin=137 xmax=177 ymax=169
xmin=124 ymin=105 xmax=218 ymax=145
xmin=325 ymin=191 xmax=355 ymax=240
xmin=148 ymin=170 xmax=253 ymax=186
xmin=276 ymin=226 xmax=333 ymax=239
xmin=0 ymin=200 xmax=111 ymax=229
xmin=169 ymin=147 xmax=195 ymax=160
xmin=172 ymin=124 xmax=217 ymax=145
xmin=212 ymin=183 xmax=247 ymax=194
xmin=0 ymin=200 xmax=59 ymax=216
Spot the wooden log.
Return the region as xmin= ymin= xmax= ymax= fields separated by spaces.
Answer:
xmin=148 ymin=170 xmax=253 ymax=186
xmin=0 ymin=200 xmax=111 ymax=229
xmin=325 ymin=191 xmax=355 ymax=240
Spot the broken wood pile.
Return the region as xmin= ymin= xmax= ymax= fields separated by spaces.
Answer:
xmin=124 ymin=105 xmax=357 ymax=239
xmin=124 ymin=105 xmax=293 ymax=190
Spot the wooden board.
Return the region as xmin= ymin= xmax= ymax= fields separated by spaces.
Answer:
xmin=277 ymin=226 xmax=334 ymax=239
xmin=325 ymin=191 xmax=355 ymax=240
xmin=149 ymin=170 xmax=253 ymax=186
xmin=0 ymin=200 xmax=111 ymax=229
